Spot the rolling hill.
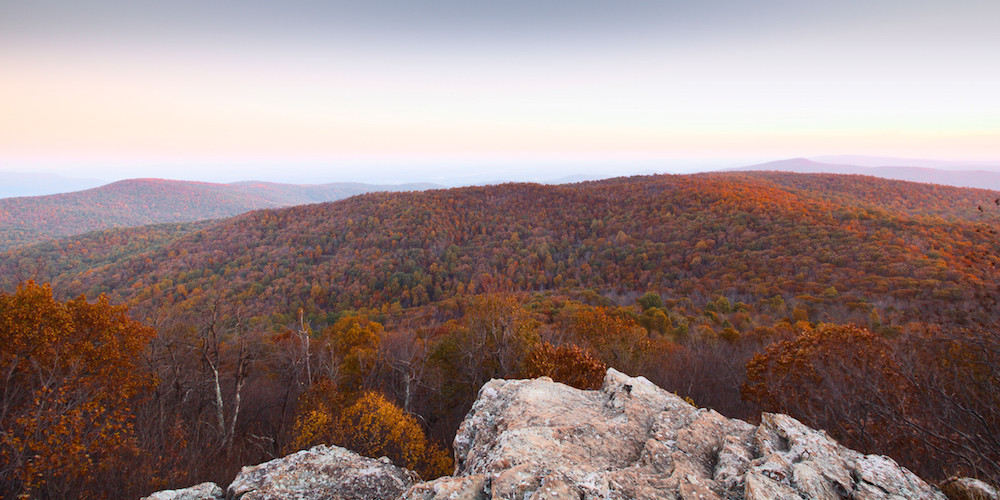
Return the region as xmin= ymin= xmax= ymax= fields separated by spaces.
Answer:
xmin=6 ymin=171 xmax=1000 ymax=331
xmin=0 ymin=178 xmax=439 ymax=251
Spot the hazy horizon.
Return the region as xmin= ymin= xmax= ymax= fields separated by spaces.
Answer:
xmin=2 ymin=1 xmax=998 ymax=184
xmin=6 ymin=154 xmax=1000 ymax=199
xmin=0 ymin=156 xmax=760 ymax=186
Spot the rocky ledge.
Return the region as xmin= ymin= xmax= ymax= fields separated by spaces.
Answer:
xmin=146 ymin=369 xmax=994 ymax=500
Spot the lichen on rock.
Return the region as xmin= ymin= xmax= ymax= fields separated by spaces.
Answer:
xmin=226 ymin=444 xmax=419 ymax=500
xmin=442 ymin=368 xmax=946 ymax=499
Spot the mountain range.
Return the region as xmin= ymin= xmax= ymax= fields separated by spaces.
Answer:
xmin=0 ymin=178 xmax=439 ymax=251
xmin=5 ymin=157 xmax=1000 ymax=253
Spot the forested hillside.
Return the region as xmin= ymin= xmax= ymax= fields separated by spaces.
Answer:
xmin=0 ymin=178 xmax=437 ymax=250
xmin=738 ymin=170 xmax=1000 ymax=219
xmin=1 ymin=221 xmax=213 ymax=286
xmin=7 ymin=172 xmax=1000 ymax=328
xmin=2 ymin=171 xmax=998 ymax=497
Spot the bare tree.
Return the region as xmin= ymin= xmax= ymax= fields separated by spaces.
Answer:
xmin=380 ymin=328 xmax=429 ymax=413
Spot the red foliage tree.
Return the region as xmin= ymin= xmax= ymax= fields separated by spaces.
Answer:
xmin=521 ymin=341 xmax=607 ymax=390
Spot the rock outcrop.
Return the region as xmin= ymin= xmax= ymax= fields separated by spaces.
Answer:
xmin=148 ymin=369 xmax=965 ymax=499
xmin=143 ymin=445 xmax=419 ymax=500
xmin=226 ymin=444 xmax=420 ymax=499
xmin=429 ymin=368 xmax=945 ymax=499
xmin=940 ymin=477 xmax=999 ymax=500
xmin=143 ymin=482 xmax=224 ymax=500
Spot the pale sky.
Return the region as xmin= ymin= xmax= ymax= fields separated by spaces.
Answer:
xmin=1 ymin=0 xmax=998 ymax=183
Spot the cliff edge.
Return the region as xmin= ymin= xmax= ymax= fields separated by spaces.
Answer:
xmin=147 ymin=369 xmax=995 ymax=500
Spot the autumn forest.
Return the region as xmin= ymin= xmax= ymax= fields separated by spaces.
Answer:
xmin=2 ymin=171 xmax=999 ymax=497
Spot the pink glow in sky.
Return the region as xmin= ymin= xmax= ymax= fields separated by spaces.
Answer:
xmin=1 ymin=1 xmax=997 ymax=183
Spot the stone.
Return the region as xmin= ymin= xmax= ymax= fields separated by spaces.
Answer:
xmin=226 ymin=444 xmax=420 ymax=500
xmin=940 ymin=477 xmax=1000 ymax=500
xmin=400 ymin=474 xmax=490 ymax=500
xmin=142 ymin=482 xmax=224 ymax=500
xmin=447 ymin=368 xmax=947 ymax=500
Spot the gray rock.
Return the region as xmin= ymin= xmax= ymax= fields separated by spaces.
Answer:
xmin=941 ymin=477 xmax=999 ymax=500
xmin=400 ymin=474 xmax=490 ymax=500
xmin=447 ymin=368 xmax=946 ymax=500
xmin=142 ymin=482 xmax=224 ymax=500
xmin=226 ymin=444 xmax=420 ymax=500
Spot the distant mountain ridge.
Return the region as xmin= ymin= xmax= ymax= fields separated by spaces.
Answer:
xmin=812 ymin=155 xmax=999 ymax=170
xmin=0 ymin=178 xmax=440 ymax=251
xmin=735 ymin=158 xmax=1000 ymax=191
xmin=5 ymin=156 xmax=1000 ymax=251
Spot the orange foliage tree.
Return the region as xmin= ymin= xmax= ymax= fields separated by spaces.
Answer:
xmin=286 ymin=315 xmax=452 ymax=479
xmin=325 ymin=315 xmax=383 ymax=396
xmin=571 ymin=306 xmax=650 ymax=374
xmin=0 ymin=282 xmax=156 ymax=498
xmin=288 ymin=389 xmax=452 ymax=479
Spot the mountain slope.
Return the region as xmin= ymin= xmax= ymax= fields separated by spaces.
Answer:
xmin=718 ymin=170 xmax=1000 ymax=221
xmin=6 ymin=172 xmax=999 ymax=330
xmin=0 ymin=178 xmax=438 ymax=250
xmin=0 ymin=221 xmax=214 ymax=287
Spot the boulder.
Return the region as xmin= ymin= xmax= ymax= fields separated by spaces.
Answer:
xmin=400 ymin=474 xmax=490 ymax=500
xmin=142 ymin=482 xmax=224 ymax=500
xmin=226 ymin=444 xmax=420 ymax=500
xmin=941 ymin=476 xmax=1000 ymax=500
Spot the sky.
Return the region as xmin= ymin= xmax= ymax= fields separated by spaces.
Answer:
xmin=1 ymin=0 xmax=998 ymax=184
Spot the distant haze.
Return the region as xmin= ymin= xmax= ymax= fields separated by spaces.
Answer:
xmin=734 ymin=158 xmax=1000 ymax=192
xmin=0 ymin=172 xmax=104 ymax=198
xmin=2 ymin=1 xmax=998 ymax=183
xmin=811 ymin=156 xmax=1000 ymax=171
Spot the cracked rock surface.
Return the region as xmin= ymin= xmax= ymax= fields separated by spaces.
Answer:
xmin=226 ymin=444 xmax=419 ymax=500
xmin=142 ymin=482 xmax=224 ymax=500
xmin=433 ymin=368 xmax=945 ymax=500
